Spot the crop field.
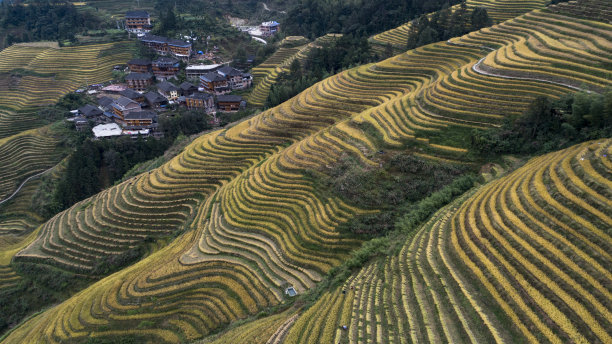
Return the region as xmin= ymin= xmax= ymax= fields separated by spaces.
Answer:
xmin=0 ymin=41 xmax=135 ymax=138
xmin=276 ymin=139 xmax=612 ymax=344
xmin=2 ymin=0 xmax=611 ymax=342
xmin=247 ymin=34 xmax=342 ymax=107
xmin=0 ymin=127 xmax=65 ymax=204
xmin=0 ymin=41 xmax=135 ymax=300
xmin=370 ymin=0 xmax=549 ymax=52
xmin=0 ymin=41 xmax=135 ymax=228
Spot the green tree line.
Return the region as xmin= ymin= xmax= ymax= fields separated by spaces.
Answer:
xmin=0 ymin=1 xmax=104 ymax=46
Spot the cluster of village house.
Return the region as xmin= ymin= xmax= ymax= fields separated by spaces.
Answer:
xmin=74 ymin=10 xmax=274 ymax=139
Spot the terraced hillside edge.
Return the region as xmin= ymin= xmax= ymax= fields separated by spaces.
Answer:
xmin=247 ymin=34 xmax=342 ymax=107
xmin=370 ymin=0 xmax=549 ymax=52
xmin=2 ymin=0 xmax=611 ymax=342
xmin=0 ymin=41 xmax=135 ymax=137
xmin=275 ymin=139 xmax=612 ymax=344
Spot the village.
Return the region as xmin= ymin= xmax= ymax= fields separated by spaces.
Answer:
xmin=71 ymin=10 xmax=281 ymax=139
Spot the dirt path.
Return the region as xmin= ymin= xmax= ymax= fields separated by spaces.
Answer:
xmin=0 ymin=165 xmax=55 ymax=206
xmin=446 ymin=39 xmax=589 ymax=92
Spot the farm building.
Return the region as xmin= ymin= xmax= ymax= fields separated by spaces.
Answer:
xmin=217 ymin=95 xmax=245 ymax=112
xmin=111 ymin=97 xmax=141 ymax=121
xmin=260 ymin=21 xmax=280 ymax=36
xmin=186 ymin=64 xmax=222 ymax=79
xmin=125 ymin=72 xmax=153 ymax=91
xmin=140 ymin=34 xmax=192 ymax=58
xmin=152 ymin=57 xmax=180 ymax=80
xmin=127 ymin=58 xmax=152 ymax=73
xmin=157 ymin=81 xmax=179 ymax=100
xmin=185 ymin=93 xmax=215 ymax=113
xmin=125 ymin=10 xmax=152 ymax=34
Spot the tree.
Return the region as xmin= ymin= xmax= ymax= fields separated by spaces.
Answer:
xmin=471 ymin=7 xmax=493 ymax=30
xmin=570 ymin=92 xmax=590 ymax=128
xmin=416 ymin=26 xmax=438 ymax=47
xmin=289 ymin=59 xmax=302 ymax=79
xmin=384 ymin=43 xmax=394 ymax=59
xmin=521 ymin=96 xmax=554 ymax=138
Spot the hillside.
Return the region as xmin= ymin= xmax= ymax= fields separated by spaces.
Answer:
xmin=1 ymin=0 xmax=610 ymax=342
xmin=247 ymin=34 xmax=342 ymax=107
xmin=226 ymin=138 xmax=612 ymax=343
xmin=0 ymin=41 xmax=136 ymax=232
xmin=370 ymin=0 xmax=549 ymax=52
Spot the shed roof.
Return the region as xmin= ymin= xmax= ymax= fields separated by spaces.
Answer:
xmin=92 ymin=123 xmax=122 ymax=138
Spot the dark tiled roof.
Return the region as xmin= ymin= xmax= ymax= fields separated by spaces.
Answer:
xmin=145 ymin=91 xmax=167 ymax=104
xmin=98 ymin=97 xmax=114 ymax=108
xmin=167 ymin=39 xmax=191 ymax=48
xmin=201 ymin=72 xmax=226 ymax=82
xmin=125 ymin=111 xmax=156 ymax=121
xmin=217 ymin=95 xmax=243 ymax=103
xmin=127 ymin=58 xmax=151 ymax=66
xmin=125 ymin=72 xmax=153 ymax=81
xmin=126 ymin=10 xmax=150 ymax=18
xmin=114 ymin=96 xmax=139 ymax=108
xmin=179 ymin=82 xmax=196 ymax=91
xmin=153 ymin=57 xmax=179 ymax=66
xmin=187 ymin=93 xmax=212 ymax=100
xmin=157 ymin=81 xmax=178 ymax=92
xmin=140 ymin=34 xmax=167 ymax=44
xmin=119 ymin=89 xmax=143 ymax=99
xmin=140 ymin=34 xmax=191 ymax=48
xmin=218 ymin=66 xmax=242 ymax=77
xmin=79 ymin=104 xmax=103 ymax=117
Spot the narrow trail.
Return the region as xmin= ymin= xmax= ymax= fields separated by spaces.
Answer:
xmin=472 ymin=57 xmax=586 ymax=92
xmin=0 ymin=165 xmax=55 ymax=206
xmin=446 ymin=40 xmax=589 ymax=93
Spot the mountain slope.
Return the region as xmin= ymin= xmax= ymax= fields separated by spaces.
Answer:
xmin=2 ymin=0 xmax=611 ymax=342
xmin=273 ymin=138 xmax=612 ymax=343
xmin=370 ymin=0 xmax=550 ymax=51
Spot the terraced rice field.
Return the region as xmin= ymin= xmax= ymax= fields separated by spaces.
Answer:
xmin=370 ymin=3 xmax=465 ymax=53
xmin=277 ymin=139 xmax=612 ymax=344
xmin=0 ymin=41 xmax=135 ymax=138
xmin=370 ymin=0 xmax=549 ymax=52
xmin=2 ymin=1 xmax=611 ymax=342
xmin=248 ymin=46 xmax=308 ymax=107
xmin=0 ymin=41 xmax=135 ymax=298
xmin=0 ymin=126 xmax=65 ymax=205
xmin=0 ymin=41 xmax=134 ymax=226
xmin=247 ymin=34 xmax=342 ymax=107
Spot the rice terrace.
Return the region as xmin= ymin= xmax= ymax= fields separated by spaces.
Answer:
xmin=0 ymin=0 xmax=610 ymax=343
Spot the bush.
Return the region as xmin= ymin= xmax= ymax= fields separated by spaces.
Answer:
xmin=470 ymin=91 xmax=612 ymax=156
xmin=327 ymin=152 xmax=468 ymax=236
